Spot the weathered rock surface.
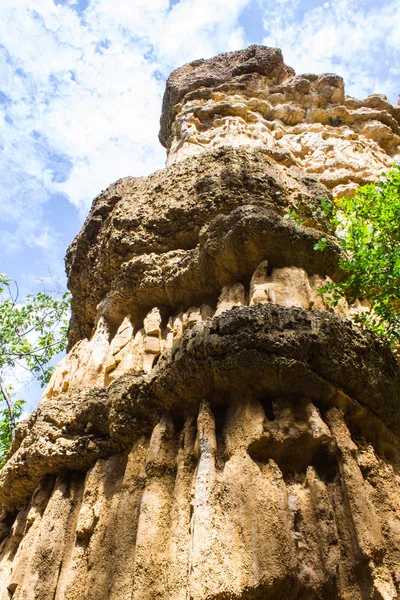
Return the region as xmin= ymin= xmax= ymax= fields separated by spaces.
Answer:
xmin=65 ymin=147 xmax=336 ymax=348
xmin=1 ymin=46 xmax=400 ymax=600
xmin=2 ymin=306 xmax=400 ymax=599
xmin=161 ymin=45 xmax=400 ymax=197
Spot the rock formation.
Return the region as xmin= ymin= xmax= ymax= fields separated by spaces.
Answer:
xmin=1 ymin=46 xmax=400 ymax=600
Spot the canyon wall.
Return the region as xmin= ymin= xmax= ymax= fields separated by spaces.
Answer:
xmin=1 ymin=46 xmax=400 ymax=600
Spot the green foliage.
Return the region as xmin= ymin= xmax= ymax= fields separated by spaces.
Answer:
xmin=323 ymin=164 xmax=400 ymax=349
xmin=0 ymin=392 xmax=25 ymax=468
xmin=284 ymin=196 xmax=334 ymax=229
xmin=283 ymin=207 xmax=307 ymax=227
xmin=314 ymin=237 xmax=327 ymax=252
xmin=0 ymin=276 xmax=71 ymax=385
xmin=282 ymin=165 xmax=400 ymax=350
xmin=0 ymin=274 xmax=71 ymax=465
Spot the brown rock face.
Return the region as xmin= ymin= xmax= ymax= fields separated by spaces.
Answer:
xmin=161 ymin=45 xmax=400 ymax=197
xmin=1 ymin=46 xmax=400 ymax=600
xmin=159 ymin=46 xmax=295 ymax=146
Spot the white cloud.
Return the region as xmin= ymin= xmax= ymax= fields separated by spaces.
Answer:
xmin=0 ymin=0 xmax=249 ymax=407
xmin=260 ymin=0 xmax=400 ymax=101
xmin=3 ymin=0 xmax=398 ymax=266
xmin=0 ymin=0 xmax=248 ymax=222
xmin=1 ymin=0 xmax=400 ymax=411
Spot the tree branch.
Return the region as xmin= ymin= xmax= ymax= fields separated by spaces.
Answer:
xmin=0 ymin=374 xmax=16 ymax=440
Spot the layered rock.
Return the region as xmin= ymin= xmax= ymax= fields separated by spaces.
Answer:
xmin=1 ymin=46 xmax=400 ymax=600
xmin=65 ymin=146 xmax=339 ymax=348
xmin=160 ymin=45 xmax=400 ymax=198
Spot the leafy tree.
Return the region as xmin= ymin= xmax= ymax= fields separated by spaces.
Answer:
xmin=320 ymin=164 xmax=400 ymax=350
xmin=0 ymin=274 xmax=70 ymax=466
xmin=0 ymin=391 xmax=24 ymax=468
xmin=283 ymin=164 xmax=400 ymax=351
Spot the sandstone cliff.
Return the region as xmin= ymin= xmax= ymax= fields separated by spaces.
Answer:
xmin=1 ymin=46 xmax=400 ymax=600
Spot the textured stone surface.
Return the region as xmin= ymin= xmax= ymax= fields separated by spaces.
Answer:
xmin=65 ymin=147 xmax=336 ymax=348
xmin=160 ymin=45 xmax=400 ymax=198
xmin=159 ymin=45 xmax=295 ymax=146
xmin=1 ymin=339 xmax=400 ymax=598
xmin=1 ymin=46 xmax=400 ymax=600
xmin=44 ymin=262 xmax=346 ymax=399
xmin=2 ymin=304 xmax=400 ymax=511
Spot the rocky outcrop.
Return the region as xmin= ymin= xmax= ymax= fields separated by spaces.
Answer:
xmin=161 ymin=45 xmax=400 ymax=196
xmin=65 ymin=147 xmax=337 ymax=348
xmin=1 ymin=46 xmax=400 ymax=600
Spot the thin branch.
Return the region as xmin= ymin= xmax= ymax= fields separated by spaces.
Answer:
xmin=15 ymin=375 xmax=36 ymax=393
xmin=5 ymin=339 xmax=66 ymax=359
xmin=8 ymin=361 xmax=36 ymax=376
xmin=12 ymin=308 xmax=61 ymax=339
xmin=33 ymin=356 xmax=47 ymax=378
xmin=6 ymin=278 xmax=19 ymax=307
xmin=0 ymin=374 xmax=15 ymax=440
xmin=13 ymin=280 xmax=19 ymax=306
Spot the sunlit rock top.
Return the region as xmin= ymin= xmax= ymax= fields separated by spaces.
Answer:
xmin=160 ymin=45 xmax=400 ymax=198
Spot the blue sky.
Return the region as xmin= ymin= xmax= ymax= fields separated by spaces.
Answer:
xmin=1 ymin=0 xmax=400 ymax=409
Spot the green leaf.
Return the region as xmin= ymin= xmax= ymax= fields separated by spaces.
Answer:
xmin=318 ymin=164 xmax=400 ymax=350
xmin=313 ymin=237 xmax=327 ymax=252
xmin=0 ymin=276 xmax=71 ymax=466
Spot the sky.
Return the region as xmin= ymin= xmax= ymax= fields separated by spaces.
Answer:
xmin=1 ymin=0 xmax=400 ymax=409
